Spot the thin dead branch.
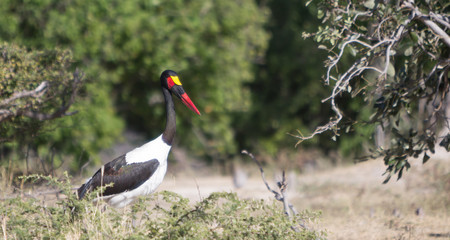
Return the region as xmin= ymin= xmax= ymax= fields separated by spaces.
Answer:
xmin=241 ymin=150 xmax=308 ymax=231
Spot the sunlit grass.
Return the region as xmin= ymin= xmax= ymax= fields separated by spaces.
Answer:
xmin=0 ymin=173 xmax=325 ymax=239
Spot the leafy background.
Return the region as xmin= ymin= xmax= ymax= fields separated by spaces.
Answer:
xmin=1 ymin=0 xmax=346 ymax=173
xmin=0 ymin=0 xmax=448 ymax=178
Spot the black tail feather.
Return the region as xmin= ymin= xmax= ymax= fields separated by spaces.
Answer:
xmin=77 ymin=181 xmax=91 ymax=199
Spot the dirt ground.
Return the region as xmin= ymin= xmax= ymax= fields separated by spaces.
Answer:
xmin=160 ymin=152 xmax=450 ymax=240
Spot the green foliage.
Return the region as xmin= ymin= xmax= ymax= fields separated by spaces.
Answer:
xmin=303 ymin=0 xmax=450 ymax=180
xmin=0 ymin=43 xmax=80 ymax=142
xmin=235 ymin=0 xmax=367 ymax=159
xmin=238 ymin=0 xmax=330 ymax=156
xmin=0 ymin=43 xmax=123 ymax=172
xmin=0 ymin=0 xmax=269 ymax=167
xmin=1 ymin=175 xmax=324 ymax=239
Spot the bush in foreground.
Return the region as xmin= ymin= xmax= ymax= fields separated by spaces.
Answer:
xmin=0 ymin=174 xmax=324 ymax=239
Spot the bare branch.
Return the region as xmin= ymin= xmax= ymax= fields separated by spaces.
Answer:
xmin=22 ymin=69 xmax=83 ymax=121
xmin=0 ymin=69 xmax=84 ymax=122
xmin=429 ymin=12 xmax=450 ymax=30
xmin=0 ymin=81 xmax=48 ymax=107
xmin=402 ymin=1 xmax=450 ymax=48
xmin=241 ymin=150 xmax=281 ymax=200
xmin=293 ymin=5 xmax=417 ymax=144
xmin=0 ymin=82 xmax=49 ymax=122
xmin=241 ymin=150 xmax=308 ymax=231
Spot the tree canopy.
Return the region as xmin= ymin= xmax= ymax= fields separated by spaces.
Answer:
xmin=299 ymin=0 xmax=449 ymax=181
xmin=0 ymin=0 xmax=269 ymax=171
xmin=0 ymin=43 xmax=83 ymax=143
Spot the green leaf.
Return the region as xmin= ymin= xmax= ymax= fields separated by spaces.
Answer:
xmin=363 ymin=0 xmax=376 ymax=9
xmin=427 ymin=139 xmax=435 ymax=153
xmin=317 ymin=9 xmax=324 ymax=19
xmin=404 ymin=46 xmax=413 ymax=56
xmin=383 ymin=174 xmax=391 ymax=184
xmin=439 ymin=134 xmax=450 ymax=151
xmin=348 ymin=45 xmax=357 ymax=57
xmin=397 ymin=168 xmax=404 ymax=180
xmin=387 ymin=62 xmax=395 ymax=77
xmin=410 ymin=32 xmax=419 ymax=43
xmin=422 ymin=153 xmax=430 ymax=164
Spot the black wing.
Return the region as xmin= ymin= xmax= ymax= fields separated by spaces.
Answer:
xmin=77 ymin=155 xmax=160 ymax=199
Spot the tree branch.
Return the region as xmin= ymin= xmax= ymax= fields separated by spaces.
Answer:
xmin=402 ymin=1 xmax=450 ymax=48
xmin=241 ymin=150 xmax=308 ymax=231
xmin=23 ymin=69 xmax=83 ymax=121
xmin=0 ymin=81 xmax=48 ymax=107
xmin=293 ymin=6 xmax=415 ymax=144
xmin=0 ymin=69 xmax=84 ymax=122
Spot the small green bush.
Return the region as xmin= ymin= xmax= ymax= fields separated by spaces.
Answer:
xmin=0 ymin=174 xmax=324 ymax=239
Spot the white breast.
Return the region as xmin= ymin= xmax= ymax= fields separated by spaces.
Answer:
xmin=102 ymin=134 xmax=172 ymax=208
xmin=125 ymin=134 xmax=172 ymax=164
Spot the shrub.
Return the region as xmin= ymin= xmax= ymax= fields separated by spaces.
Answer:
xmin=0 ymin=174 xmax=324 ymax=239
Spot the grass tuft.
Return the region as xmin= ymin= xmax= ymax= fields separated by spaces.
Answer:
xmin=1 ymin=174 xmax=325 ymax=239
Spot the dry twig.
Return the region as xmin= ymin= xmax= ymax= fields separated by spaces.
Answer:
xmin=241 ymin=150 xmax=308 ymax=231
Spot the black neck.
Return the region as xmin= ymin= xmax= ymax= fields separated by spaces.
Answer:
xmin=162 ymin=87 xmax=176 ymax=145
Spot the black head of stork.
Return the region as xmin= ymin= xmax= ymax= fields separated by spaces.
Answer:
xmin=160 ymin=70 xmax=200 ymax=145
xmin=161 ymin=70 xmax=201 ymax=115
xmin=77 ymin=70 xmax=200 ymax=208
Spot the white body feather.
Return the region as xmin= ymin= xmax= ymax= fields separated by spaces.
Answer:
xmin=92 ymin=134 xmax=171 ymax=208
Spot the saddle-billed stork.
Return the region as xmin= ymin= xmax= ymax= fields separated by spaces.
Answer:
xmin=77 ymin=70 xmax=200 ymax=208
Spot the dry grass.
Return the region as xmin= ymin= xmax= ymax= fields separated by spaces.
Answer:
xmin=160 ymin=151 xmax=449 ymax=239
xmin=294 ymin=157 xmax=449 ymax=240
